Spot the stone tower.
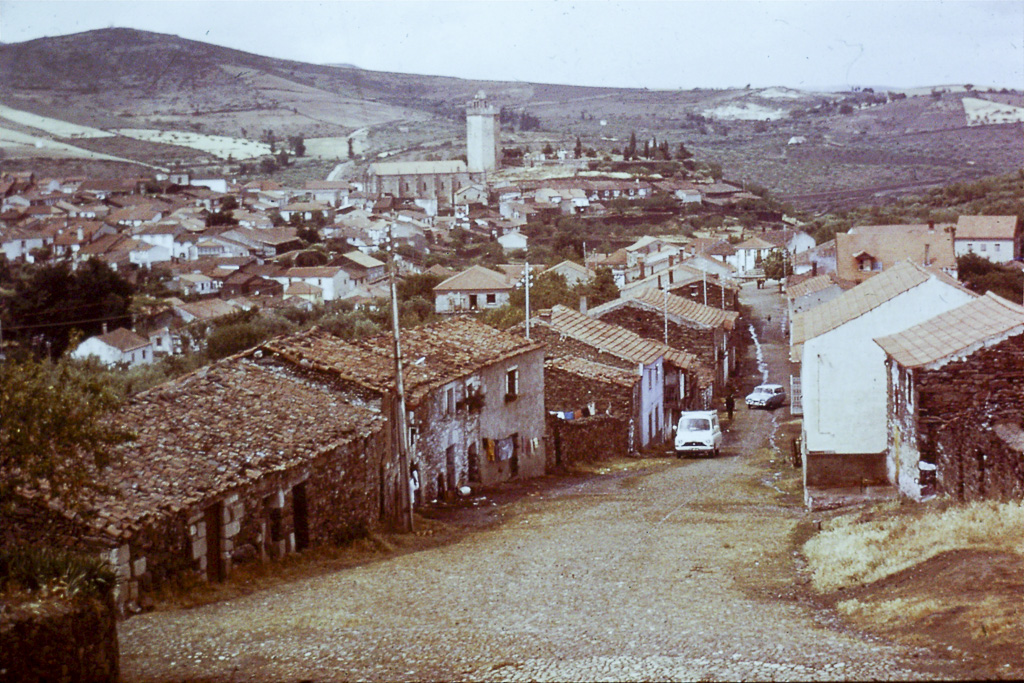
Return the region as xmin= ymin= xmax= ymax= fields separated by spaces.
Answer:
xmin=466 ymin=91 xmax=499 ymax=173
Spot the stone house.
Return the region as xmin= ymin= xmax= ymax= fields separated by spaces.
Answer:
xmin=1 ymin=355 xmax=394 ymax=613
xmin=590 ymin=288 xmax=738 ymax=401
xmin=262 ymin=317 xmax=547 ymax=504
xmin=791 ymin=261 xmax=976 ymax=509
xmin=875 ymin=292 xmax=1024 ymax=501
xmin=274 ymin=265 xmax=352 ymax=301
xmin=544 ymin=356 xmax=640 ymax=461
xmin=528 ymin=305 xmax=698 ymax=449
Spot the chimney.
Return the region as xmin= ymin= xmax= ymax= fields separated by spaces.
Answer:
xmin=579 ymin=296 xmax=588 ymax=314
xmin=812 ymin=261 xmax=818 ymax=277
xmin=924 ymin=243 xmax=930 ymax=266
xmin=928 ymin=220 xmax=935 ymax=231
xmin=102 ymin=322 xmax=108 ymax=335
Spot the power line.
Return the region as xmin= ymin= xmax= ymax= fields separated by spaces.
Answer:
xmin=1 ymin=312 xmax=132 ymax=332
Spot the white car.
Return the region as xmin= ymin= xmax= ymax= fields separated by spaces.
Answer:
xmin=673 ymin=411 xmax=722 ymax=458
xmin=745 ymin=383 xmax=787 ymax=409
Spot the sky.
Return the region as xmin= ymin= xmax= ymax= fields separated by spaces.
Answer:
xmin=1 ymin=0 xmax=1022 ymax=91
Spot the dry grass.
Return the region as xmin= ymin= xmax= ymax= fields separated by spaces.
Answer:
xmin=804 ymin=499 xmax=1024 ymax=592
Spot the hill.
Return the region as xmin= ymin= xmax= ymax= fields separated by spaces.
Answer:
xmin=1 ymin=28 xmax=1021 ymax=208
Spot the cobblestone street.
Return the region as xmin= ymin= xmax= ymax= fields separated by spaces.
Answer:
xmin=119 ymin=285 xmax=975 ymax=682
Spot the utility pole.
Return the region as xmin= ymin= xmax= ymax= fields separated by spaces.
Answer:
xmin=663 ymin=286 xmax=668 ymax=346
xmin=525 ymin=259 xmax=531 ymax=340
xmin=388 ymin=221 xmax=413 ymax=533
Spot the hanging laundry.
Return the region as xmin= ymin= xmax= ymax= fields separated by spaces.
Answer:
xmin=485 ymin=438 xmax=496 ymax=462
xmin=497 ymin=436 xmax=515 ymax=461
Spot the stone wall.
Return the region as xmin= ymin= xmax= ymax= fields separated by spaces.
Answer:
xmin=912 ymin=333 xmax=1024 ymax=500
xmin=1 ymin=428 xmax=391 ymax=615
xmin=936 ymin=417 xmax=1024 ymax=501
xmin=0 ymin=594 xmax=119 ymax=683
xmin=547 ymin=414 xmax=630 ymax=468
xmin=594 ymin=306 xmax=722 ymax=399
xmin=803 ymin=452 xmax=889 ymax=489
xmin=667 ymin=279 xmax=738 ymax=311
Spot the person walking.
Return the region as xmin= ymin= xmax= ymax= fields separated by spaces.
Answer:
xmin=725 ymin=393 xmax=735 ymax=421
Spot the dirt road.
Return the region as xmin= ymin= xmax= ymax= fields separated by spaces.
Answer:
xmin=119 ymin=284 xmax=975 ymax=682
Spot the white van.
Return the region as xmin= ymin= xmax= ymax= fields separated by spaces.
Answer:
xmin=673 ymin=410 xmax=722 ymax=458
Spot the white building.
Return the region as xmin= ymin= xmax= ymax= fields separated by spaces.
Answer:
xmin=792 ymin=261 xmax=975 ymax=508
xmin=953 ymin=215 xmax=1022 ymax=263
xmin=71 ymin=328 xmax=154 ymax=367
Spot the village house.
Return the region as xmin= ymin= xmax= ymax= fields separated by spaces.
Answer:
xmin=727 ymin=236 xmax=776 ymax=275
xmin=791 ymin=238 xmax=837 ymax=276
xmin=590 ymin=288 xmax=738 ymax=402
xmin=785 ymin=272 xmax=850 ymax=323
xmin=263 ymin=317 xmax=546 ymax=503
xmin=274 ymin=265 xmax=353 ymax=302
xmin=952 ymin=215 xmax=1022 ymax=263
xmin=836 ymin=224 xmax=956 ymax=284
xmin=338 ymin=250 xmax=387 ymax=285
xmin=70 ymin=327 xmax=154 ymax=367
xmin=497 ymin=229 xmax=528 ymax=253
xmin=542 ymin=260 xmax=595 ymax=287
xmin=1 ymin=354 xmax=394 ymax=613
xmin=527 ymin=304 xmax=697 ymax=450
xmin=433 ymin=265 xmax=514 ymax=313
xmin=791 ymin=261 xmax=976 ymax=509
xmin=543 ymin=356 xmax=639 ymax=467
xmin=875 ymin=292 xmax=1024 ymax=501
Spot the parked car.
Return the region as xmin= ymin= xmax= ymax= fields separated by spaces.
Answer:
xmin=673 ymin=410 xmax=722 ymax=458
xmin=745 ymin=383 xmax=787 ymax=409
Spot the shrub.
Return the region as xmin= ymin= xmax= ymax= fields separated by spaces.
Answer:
xmin=0 ymin=546 xmax=115 ymax=600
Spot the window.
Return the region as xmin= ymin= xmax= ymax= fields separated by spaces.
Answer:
xmin=486 ymin=293 xmax=496 ymax=304
xmin=505 ymin=366 xmax=519 ymax=402
xmin=995 ymin=243 xmax=1001 ymax=252
xmin=446 ymin=387 xmax=455 ymax=415
xmin=980 ymin=243 xmax=987 ymax=252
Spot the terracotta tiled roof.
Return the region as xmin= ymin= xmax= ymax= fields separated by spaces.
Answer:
xmin=789 ymin=260 xmax=974 ymax=361
xmin=85 ymin=357 xmax=383 ymax=541
xmin=369 ymin=160 xmax=468 ymax=176
xmin=955 ymin=215 xmax=1019 ymax=240
xmin=874 ymin=292 xmax=1024 ymax=369
xmin=735 ymin=236 xmax=775 ymax=250
xmin=434 ymin=265 xmax=512 ymax=292
xmin=96 ymin=327 xmax=149 ymax=352
xmin=545 ymin=304 xmax=695 ymax=370
xmin=785 ymin=273 xmax=838 ymax=300
xmin=592 ymin=289 xmax=738 ymax=331
xmin=837 ymin=225 xmax=956 ymax=281
xmin=545 ymin=356 xmax=638 ymax=388
xmin=263 ymin=317 xmax=544 ymax=405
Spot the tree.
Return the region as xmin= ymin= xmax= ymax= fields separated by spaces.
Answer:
xmin=7 ymin=260 xmax=133 ymax=358
xmin=1 ymin=358 xmax=134 ymax=511
xmin=761 ymin=250 xmax=792 ymax=281
xmin=574 ymin=136 xmax=582 ymax=159
xmin=676 ymin=142 xmax=693 ymax=160
xmin=289 ymin=135 xmax=306 ymax=157
xmin=576 ymin=267 xmax=619 ymax=307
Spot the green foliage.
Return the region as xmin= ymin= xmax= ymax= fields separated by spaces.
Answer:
xmin=0 ymin=546 xmax=115 ymax=599
xmin=1 ymin=358 xmax=134 ymax=510
xmin=761 ymin=250 xmax=793 ymax=281
xmin=577 ymin=267 xmax=620 ymax=307
xmin=2 ymin=259 xmax=133 ymax=358
xmin=397 ymin=273 xmax=443 ymax=301
xmin=957 ymin=253 xmax=1023 ymax=302
xmin=205 ymin=313 xmax=295 ymax=361
xmin=510 ymin=271 xmax=575 ymax=310
xmin=478 ymin=304 xmax=525 ymax=330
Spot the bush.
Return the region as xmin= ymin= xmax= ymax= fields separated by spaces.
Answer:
xmin=0 ymin=546 xmax=115 ymax=599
